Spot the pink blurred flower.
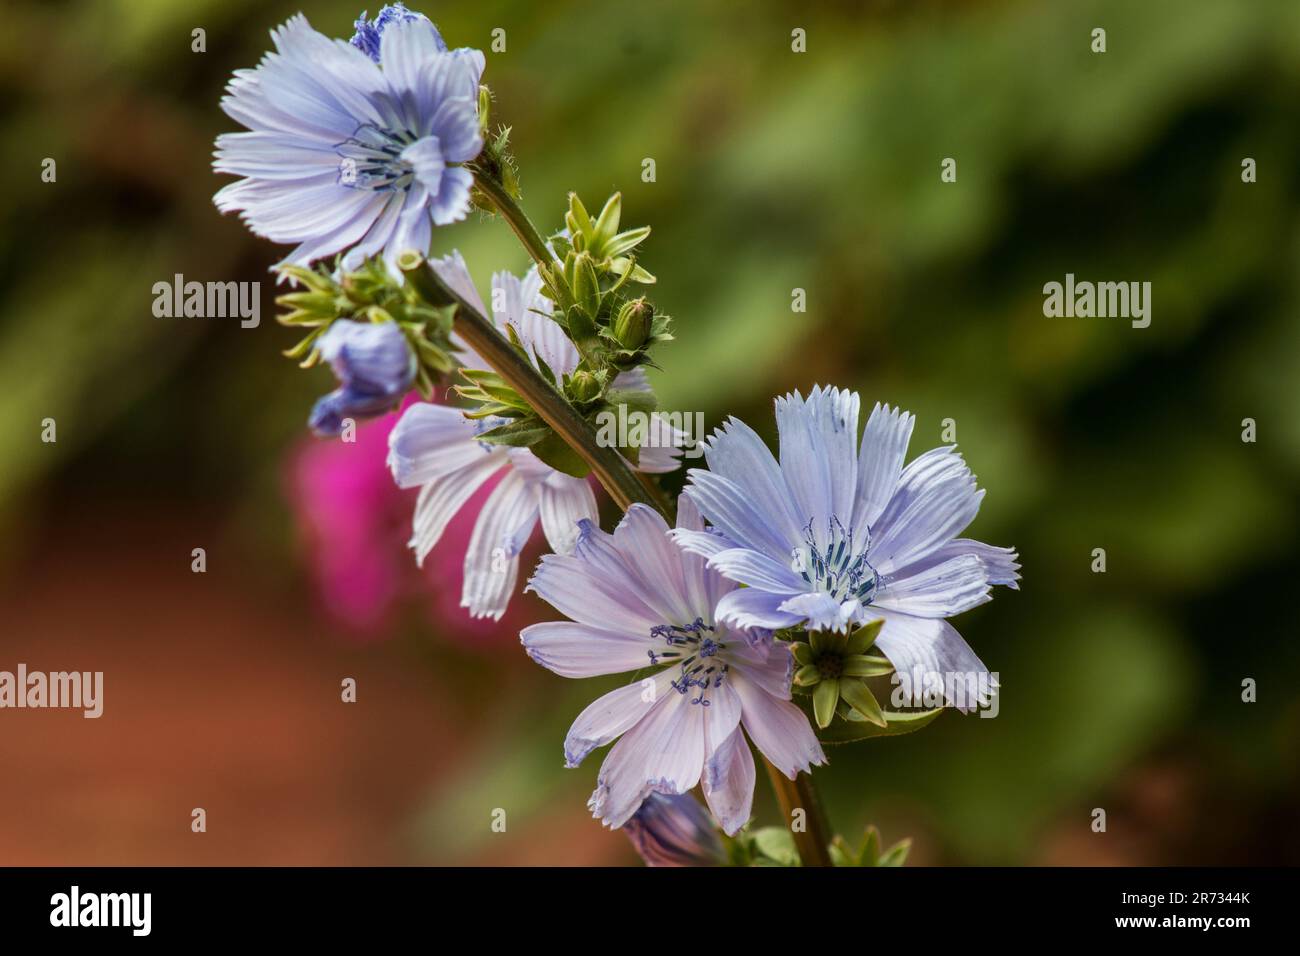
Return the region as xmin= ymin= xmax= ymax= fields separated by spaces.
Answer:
xmin=286 ymin=394 xmax=537 ymax=644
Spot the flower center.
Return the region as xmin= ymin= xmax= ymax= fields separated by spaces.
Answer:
xmin=816 ymin=652 xmax=843 ymax=679
xmin=336 ymin=123 xmax=420 ymax=192
xmin=647 ymin=619 xmax=729 ymax=707
xmin=795 ymin=516 xmax=880 ymax=604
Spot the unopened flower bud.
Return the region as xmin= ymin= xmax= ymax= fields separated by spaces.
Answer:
xmin=568 ymin=370 xmax=601 ymax=403
xmin=622 ymin=792 xmax=725 ymax=868
xmin=613 ymin=297 xmax=652 ymax=351
xmin=308 ymin=320 xmax=415 ymax=436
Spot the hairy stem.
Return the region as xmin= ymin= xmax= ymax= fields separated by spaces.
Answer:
xmin=470 ymin=167 xmax=556 ymax=272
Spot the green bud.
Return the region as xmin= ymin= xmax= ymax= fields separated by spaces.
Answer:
xmin=568 ymin=370 xmax=602 ymax=403
xmin=565 ymin=193 xmax=593 ymax=240
xmin=572 ymin=251 xmax=601 ymax=320
xmin=612 ymin=298 xmax=653 ymax=351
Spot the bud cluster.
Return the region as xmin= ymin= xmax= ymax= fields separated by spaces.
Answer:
xmin=539 ymin=192 xmax=673 ymax=382
xmin=276 ymin=256 xmax=460 ymax=398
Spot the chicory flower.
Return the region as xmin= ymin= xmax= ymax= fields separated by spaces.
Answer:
xmin=674 ymin=387 xmax=1019 ymax=710
xmin=522 ymin=500 xmax=826 ymax=835
xmin=213 ymin=12 xmax=483 ymax=270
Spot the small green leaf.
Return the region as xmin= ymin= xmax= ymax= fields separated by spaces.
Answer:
xmin=839 ymin=680 xmax=887 ymax=727
xmin=790 ymin=643 xmax=813 ymax=666
xmin=476 ymin=418 xmax=552 ymax=448
xmin=751 ymin=827 xmax=800 ymax=867
xmin=530 ymin=431 xmax=591 ymax=478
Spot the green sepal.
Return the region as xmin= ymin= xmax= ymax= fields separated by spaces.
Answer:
xmin=591 ymin=192 xmax=622 ymax=250
xmin=842 ymin=655 xmax=894 ymax=678
xmin=793 ymin=664 xmax=821 ymax=688
xmin=609 ymin=256 xmax=655 ymax=284
xmin=812 ymin=678 xmax=840 ymax=729
xmin=604 ymin=225 xmax=651 ymax=259
xmin=846 ymin=619 xmax=884 ymax=655
xmin=838 ymin=679 xmax=887 ymax=727
xmin=565 ymin=192 xmax=594 ymax=241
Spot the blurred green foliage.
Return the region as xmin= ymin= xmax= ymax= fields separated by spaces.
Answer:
xmin=1 ymin=0 xmax=1296 ymax=863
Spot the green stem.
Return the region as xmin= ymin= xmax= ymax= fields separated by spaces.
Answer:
xmin=399 ymin=251 xmax=663 ymax=519
xmin=470 ymin=166 xmax=556 ymax=273
xmin=458 ymin=169 xmax=834 ymax=867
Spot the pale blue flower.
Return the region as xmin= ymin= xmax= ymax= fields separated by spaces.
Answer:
xmin=673 ymin=386 xmax=1019 ymax=710
xmin=522 ymin=501 xmax=825 ymax=835
xmin=387 ymin=253 xmax=682 ymax=621
xmin=623 ymin=792 xmax=725 ymax=867
xmin=213 ymin=13 xmax=483 ymax=271
xmin=350 ymin=4 xmax=441 ymax=61
xmin=309 ymin=319 xmax=414 ymax=436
